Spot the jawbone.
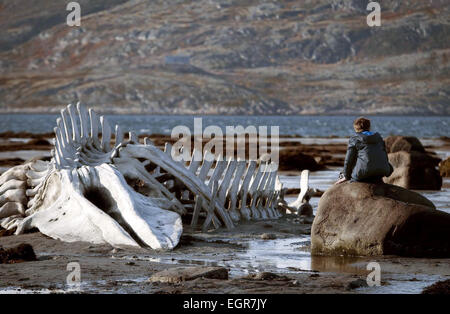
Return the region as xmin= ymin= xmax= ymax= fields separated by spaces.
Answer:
xmin=17 ymin=163 xmax=182 ymax=250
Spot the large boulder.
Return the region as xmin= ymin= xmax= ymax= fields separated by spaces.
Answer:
xmin=385 ymin=136 xmax=425 ymax=154
xmin=278 ymin=149 xmax=324 ymax=171
xmin=385 ymin=151 xmax=442 ymax=190
xmin=439 ymin=157 xmax=450 ymax=177
xmin=311 ymin=182 xmax=450 ymax=257
xmin=384 ymin=136 xmax=442 ymax=190
xmin=0 ymin=243 xmax=37 ymax=264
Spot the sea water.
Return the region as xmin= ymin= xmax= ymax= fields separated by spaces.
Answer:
xmin=1 ymin=114 xmax=449 ymax=138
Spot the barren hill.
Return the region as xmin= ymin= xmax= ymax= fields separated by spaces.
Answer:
xmin=0 ymin=0 xmax=449 ymax=114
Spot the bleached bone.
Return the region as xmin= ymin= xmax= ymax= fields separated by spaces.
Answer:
xmin=0 ymin=165 xmax=28 ymax=185
xmin=259 ymin=167 xmax=280 ymax=219
xmin=111 ymin=154 xmax=186 ymax=216
xmin=0 ymin=103 xmax=310 ymax=249
xmin=0 ymin=162 xmax=46 ymax=213
xmin=190 ymin=153 xmax=215 ymax=227
xmin=202 ymin=180 xmax=219 ymax=232
xmin=194 ymin=153 xmax=225 ymax=230
xmin=237 ymin=160 xmax=257 ymax=220
xmin=225 ymin=160 xmax=247 ymax=222
xmin=0 ymin=179 xmax=26 ymax=195
xmin=249 ymin=162 xmax=272 ymax=219
xmin=17 ymin=164 xmax=182 ymax=249
xmin=0 ymin=214 xmax=23 ymax=230
xmin=0 ymin=202 xmax=25 ymax=219
xmin=288 ymin=170 xmax=312 ymax=212
xmin=0 ymin=104 xmax=183 ymax=249
xmin=119 ymin=144 xmax=234 ymax=229
xmin=217 ymin=159 xmax=237 ymax=214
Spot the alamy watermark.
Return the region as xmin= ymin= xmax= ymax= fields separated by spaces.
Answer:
xmin=66 ymin=2 xmax=81 ymax=27
xmin=367 ymin=2 xmax=381 ymax=27
xmin=171 ymin=118 xmax=279 ymax=171
xmin=66 ymin=262 xmax=81 ymax=290
xmin=66 ymin=1 xmax=381 ymax=28
xmin=366 ymin=262 xmax=381 ymax=287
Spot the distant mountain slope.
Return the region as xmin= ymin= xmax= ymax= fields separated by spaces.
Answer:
xmin=0 ymin=0 xmax=449 ymax=114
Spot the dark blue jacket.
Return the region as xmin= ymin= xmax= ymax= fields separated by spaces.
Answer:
xmin=343 ymin=132 xmax=393 ymax=181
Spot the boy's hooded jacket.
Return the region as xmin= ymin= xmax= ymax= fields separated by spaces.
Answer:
xmin=343 ymin=131 xmax=393 ymax=181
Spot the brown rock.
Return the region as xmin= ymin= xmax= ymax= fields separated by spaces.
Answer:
xmin=261 ymin=233 xmax=276 ymax=240
xmin=0 ymin=243 xmax=37 ymax=264
xmin=388 ymin=150 xmax=441 ymax=169
xmin=244 ymin=272 xmax=288 ymax=281
xmin=439 ymin=157 xmax=450 ymax=177
xmin=149 ymin=266 xmax=228 ymax=283
xmin=26 ymin=138 xmax=51 ymax=146
xmin=311 ymin=182 xmax=450 ymax=257
xmin=385 ymin=136 xmax=425 ymax=153
xmin=384 ymin=151 xmax=442 ymax=190
xmin=278 ymin=149 xmax=324 ymax=171
xmin=0 ymin=227 xmax=16 ymax=237
xmin=298 ymin=203 xmax=313 ymax=217
xmin=422 ymin=279 xmax=450 ymax=294
xmin=345 ymin=278 xmax=368 ymax=290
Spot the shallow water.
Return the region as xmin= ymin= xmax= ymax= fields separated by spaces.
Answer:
xmin=1 ymin=114 xmax=449 ymax=138
xmin=106 ymin=236 xmax=448 ymax=294
xmin=110 ymin=237 xmax=311 ymax=277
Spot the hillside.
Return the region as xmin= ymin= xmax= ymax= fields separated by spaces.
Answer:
xmin=0 ymin=0 xmax=449 ymax=115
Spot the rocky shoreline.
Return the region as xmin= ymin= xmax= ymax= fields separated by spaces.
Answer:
xmin=0 ymin=132 xmax=449 ymax=294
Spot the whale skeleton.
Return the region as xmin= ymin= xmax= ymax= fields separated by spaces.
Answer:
xmin=0 ymin=103 xmax=310 ymax=249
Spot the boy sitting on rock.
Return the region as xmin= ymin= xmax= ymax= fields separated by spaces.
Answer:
xmin=336 ymin=117 xmax=393 ymax=185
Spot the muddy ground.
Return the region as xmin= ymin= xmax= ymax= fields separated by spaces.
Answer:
xmin=0 ymin=133 xmax=449 ymax=294
xmin=1 ymin=216 xmax=449 ymax=294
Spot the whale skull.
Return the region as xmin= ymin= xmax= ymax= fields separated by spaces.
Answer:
xmin=17 ymin=164 xmax=182 ymax=249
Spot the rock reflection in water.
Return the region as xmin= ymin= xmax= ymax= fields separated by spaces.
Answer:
xmin=310 ymin=255 xmax=368 ymax=276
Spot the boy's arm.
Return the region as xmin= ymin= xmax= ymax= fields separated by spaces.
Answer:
xmin=343 ymin=137 xmax=357 ymax=180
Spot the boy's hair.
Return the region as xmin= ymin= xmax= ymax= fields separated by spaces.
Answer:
xmin=353 ymin=117 xmax=371 ymax=132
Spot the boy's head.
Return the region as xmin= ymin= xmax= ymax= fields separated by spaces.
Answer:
xmin=353 ymin=117 xmax=371 ymax=132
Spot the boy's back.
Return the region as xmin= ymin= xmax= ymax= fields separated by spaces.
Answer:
xmin=343 ymin=131 xmax=393 ymax=182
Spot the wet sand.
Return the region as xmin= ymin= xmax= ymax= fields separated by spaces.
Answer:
xmin=1 ymin=217 xmax=449 ymax=294
xmin=0 ymin=133 xmax=449 ymax=294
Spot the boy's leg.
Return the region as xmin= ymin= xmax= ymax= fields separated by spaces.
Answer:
xmin=355 ymin=177 xmax=383 ymax=184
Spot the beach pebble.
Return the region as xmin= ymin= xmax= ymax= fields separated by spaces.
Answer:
xmin=298 ymin=216 xmax=315 ymax=224
xmin=149 ymin=266 xmax=228 ymax=284
xmin=0 ymin=243 xmax=37 ymax=264
xmin=345 ymin=278 xmax=368 ymax=290
xmin=261 ymin=233 xmax=276 ymax=240
xmin=245 ymin=272 xmax=288 ymax=281
xmin=298 ymin=203 xmax=313 ymax=217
